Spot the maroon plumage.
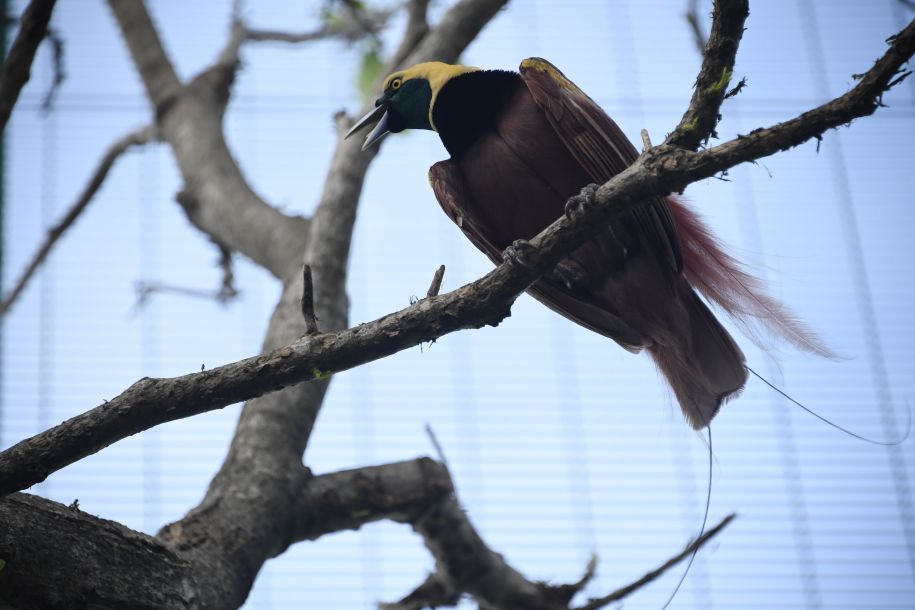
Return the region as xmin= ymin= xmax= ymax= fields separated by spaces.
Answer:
xmin=426 ymin=59 xmax=828 ymax=429
xmin=347 ymin=58 xmax=828 ymax=429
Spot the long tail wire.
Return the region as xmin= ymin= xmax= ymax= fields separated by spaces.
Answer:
xmin=660 ymin=426 xmax=713 ymax=610
xmin=747 ymin=366 xmax=911 ymax=446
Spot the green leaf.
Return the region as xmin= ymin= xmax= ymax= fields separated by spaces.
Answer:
xmin=358 ymin=47 xmax=384 ymax=103
xmin=321 ymin=8 xmax=347 ymax=32
xmin=0 ymin=558 xmax=6 ymax=572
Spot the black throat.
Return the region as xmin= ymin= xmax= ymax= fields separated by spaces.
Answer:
xmin=432 ymin=69 xmax=522 ymax=158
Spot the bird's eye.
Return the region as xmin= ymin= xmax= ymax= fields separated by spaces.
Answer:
xmin=391 ymin=78 xmax=402 ymax=91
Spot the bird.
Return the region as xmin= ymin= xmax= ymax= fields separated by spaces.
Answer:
xmin=346 ymin=58 xmax=830 ymax=429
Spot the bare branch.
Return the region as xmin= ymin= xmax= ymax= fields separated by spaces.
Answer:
xmin=0 ymin=0 xmax=57 ymax=135
xmin=244 ymin=7 xmax=394 ymax=45
xmin=380 ymin=571 xmax=461 ymax=610
xmin=107 ymin=0 xmax=183 ymax=115
xmin=667 ymin=0 xmax=748 ymax=149
xmin=387 ymin=0 xmax=431 ymax=73
xmin=0 ymin=492 xmax=195 ymax=609
xmin=109 ymin=0 xmax=311 ymax=280
xmin=217 ymin=242 xmax=238 ymax=301
xmin=403 ymin=0 xmax=507 ymax=69
xmin=426 ymin=265 xmax=446 ymax=298
xmin=301 ymin=265 xmax=319 ymax=335
xmin=39 ymin=25 xmax=65 ymax=113
xmin=684 ymin=0 xmax=708 ymax=55
xmin=0 ymin=124 xmax=160 ymax=318
xmin=576 ymin=514 xmax=736 ymax=610
xmin=0 ymin=458 xmax=454 ymax=608
xmin=293 ymin=458 xmax=454 ymax=542
xmin=640 ymin=128 xmax=652 ymax=152
xmin=2 ymin=15 xmax=912 ymax=497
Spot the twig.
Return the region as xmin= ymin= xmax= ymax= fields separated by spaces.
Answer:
xmin=217 ymin=243 xmax=238 ymax=302
xmin=424 ymin=423 xmax=450 ymax=472
xmin=576 ymin=514 xmax=736 ymax=610
xmin=0 ymin=0 xmax=57 ymax=135
xmin=2 ymin=14 xmax=913 ymax=497
xmin=426 ymin=265 xmax=446 ymax=298
xmin=301 ymin=265 xmax=319 ymax=335
xmin=544 ymin=555 xmax=599 ymax=606
xmin=242 ymin=6 xmax=393 ymax=45
xmin=684 ymin=0 xmax=708 ymax=55
xmin=640 ymin=128 xmax=652 ymax=152
xmin=379 ymin=571 xmax=460 ymax=610
xmin=0 ymin=124 xmax=160 ymax=318
xmin=668 ymin=0 xmax=749 ymax=149
xmin=40 ymin=26 xmax=65 ymax=113
xmin=133 ymin=241 xmax=237 ymax=311
xmin=134 ymin=281 xmax=238 ymax=310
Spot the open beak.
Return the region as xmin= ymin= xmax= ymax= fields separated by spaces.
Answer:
xmin=344 ymin=102 xmax=391 ymax=151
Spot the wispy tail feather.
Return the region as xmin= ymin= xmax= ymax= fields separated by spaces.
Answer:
xmin=667 ymin=196 xmax=835 ymax=359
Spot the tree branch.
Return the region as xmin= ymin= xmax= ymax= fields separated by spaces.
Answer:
xmin=387 ymin=0 xmax=431 ymax=74
xmin=576 ymin=515 xmax=735 ymax=610
xmin=0 ymin=492 xmax=195 ymax=609
xmin=684 ymin=0 xmax=708 ymax=56
xmin=108 ymin=0 xmax=312 ymax=280
xmin=0 ymin=0 xmax=57 ymax=135
xmin=292 ymin=458 xmax=454 ymax=542
xmin=0 ymin=124 xmax=159 ymax=318
xmin=3 ymin=15 xmax=911 ymax=498
xmin=0 ymin=458 xmax=454 ymax=608
xmin=667 ymin=0 xmax=748 ymax=149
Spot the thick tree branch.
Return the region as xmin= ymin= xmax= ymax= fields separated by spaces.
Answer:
xmin=0 ymin=124 xmax=159 ymax=318
xmin=107 ymin=0 xmax=311 ymax=280
xmin=3 ymin=16 xmax=910 ymax=498
xmin=0 ymin=492 xmax=195 ymax=609
xmin=107 ymin=0 xmax=182 ymax=115
xmin=667 ymin=0 xmax=748 ymax=149
xmin=0 ymin=458 xmax=454 ymax=608
xmin=0 ymin=0 xmax=57 ymax=135
xmin=293 ymin=458 xmax=454 ymax=542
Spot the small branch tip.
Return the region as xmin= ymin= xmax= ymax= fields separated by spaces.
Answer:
xmin=301 ymin=265 xmax=320 ymax=335
xmin=426 ymin=265 xmax=446 ymax=298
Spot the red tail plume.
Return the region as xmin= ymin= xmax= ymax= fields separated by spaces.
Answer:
xmin=667 ymin=196 xmax=835 ymax=359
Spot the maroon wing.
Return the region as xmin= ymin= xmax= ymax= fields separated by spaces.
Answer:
xmin=519 ymin=58 xmax=749 ymax=428
xmin=519 ymin=57 xmax=682 ymax=274
xmin=428 ymin=160 xmax=645 ymax=349
xmin=520 ymin=57 xmax=831 ymax=360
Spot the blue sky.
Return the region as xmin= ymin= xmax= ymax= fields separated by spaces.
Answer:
xmin=3 ymin=0 xmax=915 ymax=607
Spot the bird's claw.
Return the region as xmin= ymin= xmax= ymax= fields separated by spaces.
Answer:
xmin=502 ymin=239 xmax=537 ymax=271
xmin=565 ymin=183 xmax=600 ymax=220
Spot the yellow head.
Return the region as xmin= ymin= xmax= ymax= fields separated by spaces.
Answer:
xmin=346 ymin=62 xmax=480 ymax=149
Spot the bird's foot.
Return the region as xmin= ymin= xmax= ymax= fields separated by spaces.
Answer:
xmin=502 ymin=239 xmax=538 ymax=271
xmin=564 ymin=183 xmax=600 ymax=220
